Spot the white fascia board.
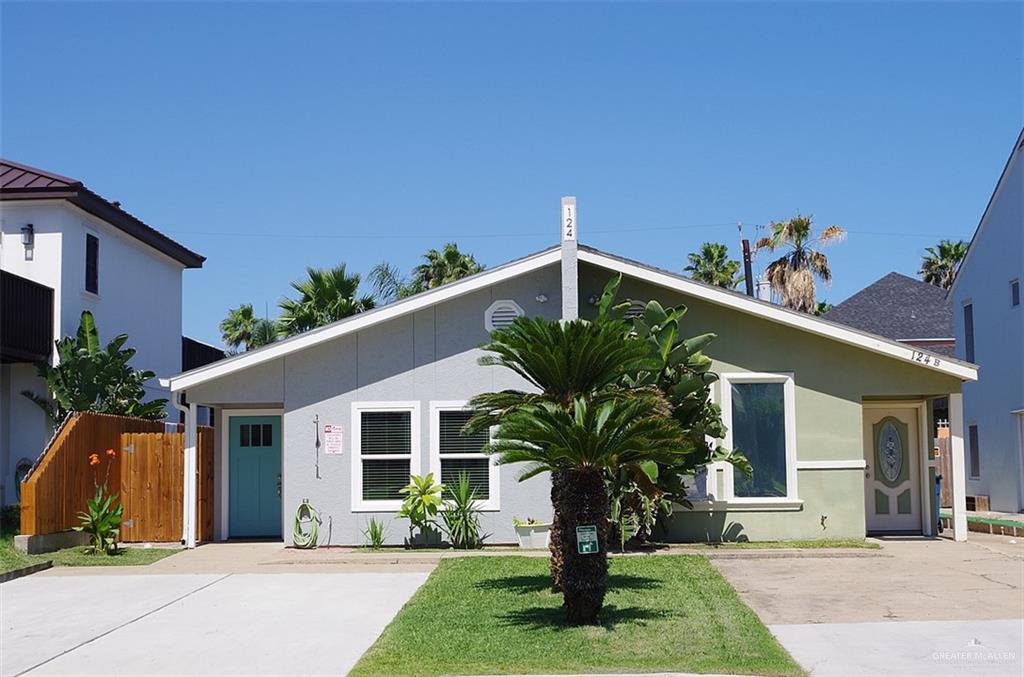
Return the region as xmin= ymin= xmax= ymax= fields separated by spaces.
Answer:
xmin=169 ymin=248 xmax=561 ymax=391
xmin=578 ymin=249 xmax=978 ymax=382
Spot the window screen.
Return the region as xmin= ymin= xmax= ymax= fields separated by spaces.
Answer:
xmin=963 ymin=303 xmax=975 ymax=362
xmin=85 ymin=234 xmax=99 ymax=294
xmin=968 ymin=424 xmax=980 ymax=478
xmin=438 ymin=410 xmax=490 ymax=499
xmin=361 ymin=411 xmax=412 ymax=501
xmin=731 ymin=382 xmax=788 ymax=498
xmin=361 ymin=411 xmax=411 ymax=455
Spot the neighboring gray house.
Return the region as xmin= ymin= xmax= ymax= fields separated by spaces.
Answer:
xmin=163 ymin=199 xmax=978 ymax=548
xmin=825 ymin=272 xmax=954 ymax=357
xmin=950 ymin=128 xmax=1024 ymax=514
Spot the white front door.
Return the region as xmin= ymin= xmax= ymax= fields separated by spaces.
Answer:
xmin=863 ymin=406 xmax=921 ymax=532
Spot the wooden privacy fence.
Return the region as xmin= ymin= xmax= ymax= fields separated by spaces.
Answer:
xmin=20 ymin=411 xmax=214 ymax=542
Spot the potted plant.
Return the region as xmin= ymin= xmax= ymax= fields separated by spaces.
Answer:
xmin=513 ymin=517 xmax=551 ymax=549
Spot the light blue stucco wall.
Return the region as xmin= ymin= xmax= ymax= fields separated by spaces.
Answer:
xmin=952 ymin=140 xmax=1024 ymax=513
xmin=192 ymin=263 xmax=562 ymax=545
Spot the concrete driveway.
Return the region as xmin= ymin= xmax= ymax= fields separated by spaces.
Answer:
xmin=713 ymin=534 xmax=1024 ymax=676
xmin=0 ymin=571 xmax=427 ymax=676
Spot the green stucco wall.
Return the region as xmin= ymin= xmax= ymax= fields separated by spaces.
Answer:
xmin=579 ymin=264 xmax=962 ymax=542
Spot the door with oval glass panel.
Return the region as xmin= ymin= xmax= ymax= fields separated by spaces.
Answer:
xmin=863 ymin=406 xmax=921 ymax=532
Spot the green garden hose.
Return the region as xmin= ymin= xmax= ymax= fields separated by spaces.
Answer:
xmin=293 ymin=500 xmax=321 ymax=549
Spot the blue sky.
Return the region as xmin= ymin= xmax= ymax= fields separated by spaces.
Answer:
xmin=2 ymin=1 xmax=1021 ymax=347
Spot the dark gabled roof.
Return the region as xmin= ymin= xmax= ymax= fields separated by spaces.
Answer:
xmin=825 ymin=272 xmax=952 ymax=341
xmin=0 ymin=159 xmax=205 ymax=268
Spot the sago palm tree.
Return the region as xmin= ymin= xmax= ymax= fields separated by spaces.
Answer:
xmin=468 ymin=303 xmax=652 ymax=592
xmin=488 ymin=396 xmax=688 ymax=625
xmin=278 ymin=263 xmax=374 ymax=336
xmin=412 ymin=243 xmax=484 ymax=289
xmin=755 ymin=214 xmax=846 ymax=313
xmin=683 ymin=242 xmax=744 ymax=289
xmin=919 ymin=239 xmax=968 ymax=290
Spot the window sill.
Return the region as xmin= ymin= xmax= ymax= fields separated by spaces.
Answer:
xmin=80 ymin=290 xmax=100 ymax=302
xmin=352 ymin=501 xmax=404 ymax=513
xmin=680 ymin=498 xmax=804 ymax=512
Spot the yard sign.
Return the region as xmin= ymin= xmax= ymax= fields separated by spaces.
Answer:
xmin=576 ymin=525 xmax=598 ymax=554
xmin=324 ymin=424 xmax=344 ymax=455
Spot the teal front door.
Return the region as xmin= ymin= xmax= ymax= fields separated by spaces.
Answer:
xmin=229 ymin=416 xmax=282 ymax=538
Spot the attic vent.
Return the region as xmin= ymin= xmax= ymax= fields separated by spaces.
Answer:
xmin=624 ymin=301 xmax=646 ymax=319
xmin=485 ymin=299 xmax=524 ymax=331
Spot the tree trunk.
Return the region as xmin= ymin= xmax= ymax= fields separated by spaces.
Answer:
xmin=558 ymin=467 xmax=609 ymax=625
xmin=549 ymin=469 xmax=566 ymax=592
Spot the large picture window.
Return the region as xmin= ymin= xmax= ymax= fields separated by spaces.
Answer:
xmin=430 ymin=402 xmax=500 ymax=510
xmin=719 ymin=373 xmax=798 ymax=505
xmin=351 ymin=402 xmax=419 ymax=511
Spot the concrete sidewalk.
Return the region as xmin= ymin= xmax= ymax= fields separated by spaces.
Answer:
xmin=1 ymin=572 xmax=428 ymax=676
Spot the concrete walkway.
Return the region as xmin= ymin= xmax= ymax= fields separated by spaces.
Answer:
xmin=714 ymin=534 xmax=1024 ymax=675
xmin=0 ymin=571 xmax=427 ymax=676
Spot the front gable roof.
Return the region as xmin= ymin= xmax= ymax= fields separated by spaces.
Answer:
xmin=166 ymin=243 xmax=977 ymax=392
xmin=950 ymin=127 xmax=1024 ymax=294
xmin=0 ymin=158 xmax=205 ymax=268
xmin=824 ymin=272 xmax=952 ymax=341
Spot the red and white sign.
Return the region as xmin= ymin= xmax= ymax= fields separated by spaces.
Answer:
xmin=324 ymin=424 xmax=344 ymax=455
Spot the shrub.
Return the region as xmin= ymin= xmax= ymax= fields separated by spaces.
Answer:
xmin=398 ymin=473 xmax=444 ymax=547
xmin=441 ymin=473 xmax=487 ymax=549
xmin=73 ymin=449 xmax=123 ymax=555
xmin=363 ymin=517 xmax=388 ymax=550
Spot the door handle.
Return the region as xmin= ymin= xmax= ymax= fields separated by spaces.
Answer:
xmin=276 ymin=474 xmax=282 ymax=497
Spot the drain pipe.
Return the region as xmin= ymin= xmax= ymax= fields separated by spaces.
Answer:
xmin=170 ymin=394 xmax=198 ymax=549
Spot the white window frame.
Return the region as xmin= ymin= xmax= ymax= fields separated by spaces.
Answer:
xmin=351 ymin=401 xmax=421 ymax=512
xmin=718 ymin=372 xmax=800 ymax=508
xmin=429 ymin=401 xmax=500 ymax=511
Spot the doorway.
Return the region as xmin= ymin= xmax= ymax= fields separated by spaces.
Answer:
xmin=228 ymin=415 xmax=283 ymax=538
xmin=863 ymin=405 xmax=923 ymax=533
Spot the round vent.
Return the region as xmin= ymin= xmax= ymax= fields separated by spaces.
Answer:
xmin=485 ymin=300 xmax=524 ymax=331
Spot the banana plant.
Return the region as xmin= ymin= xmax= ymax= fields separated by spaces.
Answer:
xmin=22 ymin=311 xmax=167 ymax=425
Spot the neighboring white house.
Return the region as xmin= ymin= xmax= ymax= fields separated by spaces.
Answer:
xmin=950 ymin=128 xmax=1024 ymax=514
xmin=0 ymin=159 xmax=210 ymax=506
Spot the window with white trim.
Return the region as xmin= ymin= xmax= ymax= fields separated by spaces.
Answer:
xmin=430 ymin=402 xmax=500 ymax=510
xmin=485 ymin=299 xmax=523 ymax=331
xmin=719 ymin=373 xmax=799 ymax=504
xmin=351 ymin=402 xmax=419 ymax=510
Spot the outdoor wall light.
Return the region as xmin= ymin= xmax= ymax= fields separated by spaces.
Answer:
xmin=20 ymin=223 xmax=34 ymax=247
xmin=535 ymin=293 xmax=548 ymax=303
xmin=587 ymin=294 xmax=600 ymax=306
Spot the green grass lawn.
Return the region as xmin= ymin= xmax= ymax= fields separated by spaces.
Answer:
xmin=351 ymin=555 xmax=802 ymax=676
xmin=1 ymin=532 xmax=180 ymax=575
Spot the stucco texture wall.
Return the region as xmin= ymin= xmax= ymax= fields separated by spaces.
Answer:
xmin=579 ymin=264 xmax=962 ymax=541
xmin=952 ymin=146 xmax=1024 ymax=512
xmin=195 ymin=263 xmax=562 ymax=545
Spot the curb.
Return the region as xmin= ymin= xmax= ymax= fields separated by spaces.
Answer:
xmin=0 ymin=560 xmax=53 ymax=584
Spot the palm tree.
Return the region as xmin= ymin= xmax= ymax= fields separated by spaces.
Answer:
xmin=220 ymin=304 xmax=279 ymax=352
xmin=755 ymin=214 xmax=846 ymax=313
xmin=684 ymin=242 xmax=744 ymax=289
xmin=468 ymin=305 xmax=652 ymax=592
xmin=920 ymin=239 xmax=968 ymax=290
xmin=220 ymin=304 xmax=259 ymax=353
xmin=488 ymin=396 xmax=688 ymax=624
xmin=412 ymin=243 xmax=484 ymax=289
xmin=368 ymin=262 xmax=425 ymax=304
xmin=278 ymin=263 xmax=375 ymax=337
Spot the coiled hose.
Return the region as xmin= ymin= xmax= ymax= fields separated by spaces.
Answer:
xmin=293 ymin=500 xmax=321 ymax=549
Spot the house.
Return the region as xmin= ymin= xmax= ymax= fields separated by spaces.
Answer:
xmin=0 ymin=158 xmax=217 ymax=506
xmin=163 ymin=198 xmax=978 ymax=548
xmin=825 ymin=272 xmax=954 ymax=357
xmin=950 ymin=129 xmax=1024 ymax=514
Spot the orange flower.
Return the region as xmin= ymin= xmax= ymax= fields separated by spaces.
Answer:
xmin=105 ymin=448 xmax=115 ymax=457
xmin=89 ymin=454 xmax=100 ymax=466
